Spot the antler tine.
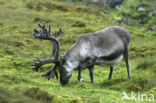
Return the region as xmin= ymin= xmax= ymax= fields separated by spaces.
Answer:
xmin=36 ymin=56 xmax=41 ymax=63
xmin=49 ymin=24 xmax=51 ymax=35
xmin=30 ymin=57 xmax=57 ymax=72
xmin=32 ymin=23 xmax=61 ymax=80
xmin=33 ymin=28 xmax=39 ymax=39
xmin=33 ymin=23 xmax=60 ymax=60
xmin=58 ymin=27 xmax=62 ymax=41
xmin=38 ymin=23 xmax=43 ymax=29
xmin=41 ymin=64 xmax=58 ymax=80
xmin=37 ymin=23 xmax=49 ymax=36
xmin=54 ymin=31 xmax=57 ymax=37
xmin=43 ymin=22 xmax=46 ymax=28
xmin=38 ymin=23 xmax=46 ymax=29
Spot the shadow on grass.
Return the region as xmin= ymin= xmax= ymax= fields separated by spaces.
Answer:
xmin=100 ymin=77 xmax=150 ymax=92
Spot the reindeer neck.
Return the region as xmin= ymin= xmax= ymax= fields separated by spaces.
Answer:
xmin=63 ymin=46 xmax=82 ymax=72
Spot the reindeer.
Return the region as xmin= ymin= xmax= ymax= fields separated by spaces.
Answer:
xmin=31 ymin=23 xmax=130 ymax=85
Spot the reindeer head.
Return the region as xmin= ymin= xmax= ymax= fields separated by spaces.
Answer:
xmin=31 ymin=23 xmax=71 ymax=85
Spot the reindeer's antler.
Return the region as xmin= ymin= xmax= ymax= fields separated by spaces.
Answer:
xmin=33 ymin=23 xmax=61 ymax=60
xmin=41 ymin=64 xmax=58 ymax=80
xmin=31 ymin=23 xmax=62 ymax=80
xmin=30 ymin=57 xmax=57 ymax=72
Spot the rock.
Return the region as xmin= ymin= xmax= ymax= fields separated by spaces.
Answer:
xmin=138 ymin=18 xmax=147 ymax=24
xmin=147 ymin=25 xmax=153 ymax=32
xmin=139 ymin=0 xmax=145 ymax=2
xmin=103 ymin=10 xmax=109 ymax=14
xmin=118 ymin=17 xmax=129 ymax=25
xmin=137 ymin=7 xmax=146 ymax=11
xmin=149 ymin=10 xmax=156 ymax=17
xmin=110 ymin=0 xmax=123 ymax=8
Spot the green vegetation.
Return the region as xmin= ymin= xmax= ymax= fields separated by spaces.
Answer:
xmin=0 ymin=0 xmax=156 ymax=103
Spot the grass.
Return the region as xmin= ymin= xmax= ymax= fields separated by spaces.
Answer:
xmin=0 ymin=0 xmax=156 ymax=103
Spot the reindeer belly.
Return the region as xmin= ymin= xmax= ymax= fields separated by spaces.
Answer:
xmin=96 ymin=54 xmax=123 ymax=66
xmin=94 ymin=45 xmax=124 ymax=66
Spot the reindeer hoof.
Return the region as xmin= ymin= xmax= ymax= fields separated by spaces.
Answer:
xmin=78 ymin=77 xmax=83 ymax=82
xmin=91 ymin=80 xmax=94 ymax=83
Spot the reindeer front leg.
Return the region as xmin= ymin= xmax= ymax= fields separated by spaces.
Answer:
xmin=78 ymin=68 xmax=83 ymax=82
xmin=78 ymin=58 xmax=95 ymax=83
xmin=78 ymin=65 xmax=94 ymax=83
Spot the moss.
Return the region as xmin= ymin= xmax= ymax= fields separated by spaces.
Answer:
xmin=120 ymin=76 xmax=156 ymax=92
xmin=125 ymin=77 xmax=148 ymax=92
xmin=72 ymin=21 xmax=86 ymax=27
xmin=13 ymin=61 xmax=24 ymax=66
xmin=70 ymin=98 xmax=82 ymax=103
xmin=147 ymin=87 xmax=156 ymax=96
xmin=76 ymin=6 xmax=90 ymax=13
xmin=0 ymin=74 xmax=29 ymax=84
xmin=0 ymin=53 xmax=5 ymax=57
xmin=23 ymin=87 xmax=54 ymax=103
xmin=87 ymin=98 xmax=100 ymax=103
xmin=145 ymin=75 xmax=156 ymax=91
xmin=0 ymin=22 xmax=3 ymax=26
xmin=136 ymin=58 xmax=156 ymax=70
xmin=4 ymin=50 xmax=15 ymax=55
xmin=80 ymin=27 xmax=95 ymax=33
xmin=130 ymin=11 xmax=148 ymax=19
xmin=102 ymin=77 xmax=149 ymax=92
xmin=0 ymin=86 xmax=36 ymax=103
xmin=0 ymin=88 xmax=12 ymax=103
xmin=102 ymin=78 xmax=127 ymax=87
xmin=33 ymin=17 xmax=52 ymax=23
xmin=47 ymin=2 xmax=69 ymax=11
xmin=26 ymin=0 xmax=69 ymax=11
xmin=33 ymin=17 xmax=42 ymax=22
xmin=130 ymin=46 xmax=156 ymax=58
xmin=148 ymin=17 xmax=156 ymax=25
xmin=26 ymin=2 xmax=34 ymax=9
xmin=75 ymin=83 xmax=90 ymax=89
xmin=12 ymin=41 xmax=25 ymax=47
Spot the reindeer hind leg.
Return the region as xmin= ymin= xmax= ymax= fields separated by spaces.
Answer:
xmin=124 ymin=47 xmax=130 ymax=79
xmin=108 ymin=66 xmax=114 ymax=80
xmin=88 ymin=65 xmax=94 ymax=83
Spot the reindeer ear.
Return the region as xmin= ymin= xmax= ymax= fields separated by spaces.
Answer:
xmin=59 ymin=27 xmax=62 ymax=35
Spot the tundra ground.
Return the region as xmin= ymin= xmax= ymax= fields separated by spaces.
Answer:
xmin=0 ymin=0 xmax=156 ymax=103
